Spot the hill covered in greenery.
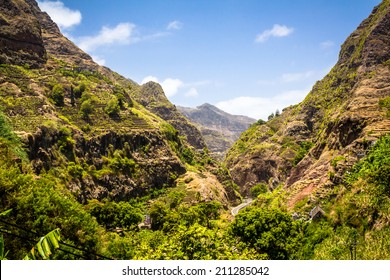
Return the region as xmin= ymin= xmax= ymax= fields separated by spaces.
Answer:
xmin=0 ymin=0 xmax=389 ymax=260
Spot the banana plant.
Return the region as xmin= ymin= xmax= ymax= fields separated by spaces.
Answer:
xmin=23 ymin=228 xmax=61 ymax=260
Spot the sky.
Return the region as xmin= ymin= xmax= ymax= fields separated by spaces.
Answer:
xmin=37 ymin=0 xmax=381 ymax=120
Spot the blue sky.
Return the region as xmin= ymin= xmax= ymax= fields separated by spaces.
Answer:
xmin=38 ymin=0 xmax=381 ymax=120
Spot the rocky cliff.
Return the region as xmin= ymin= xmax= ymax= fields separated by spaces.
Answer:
xmin=178 ymin=103 xmax=255 ymax=157
xmin=135 ymin=82 xmax=207 ymax=150
xmin=0 ymin=0 xmax=234 ymax=205
xmin=225 ymin=0 xmax=390 ymax=205
xmin=0 ymin=0 xmax=46 ymax=67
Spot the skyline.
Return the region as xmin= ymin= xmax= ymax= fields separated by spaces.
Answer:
xmin=38 ymin=0 xmax=381 ymax=120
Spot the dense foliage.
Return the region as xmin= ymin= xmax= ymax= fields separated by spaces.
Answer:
xmin=1 ymin=108 xmax=389 ymax=259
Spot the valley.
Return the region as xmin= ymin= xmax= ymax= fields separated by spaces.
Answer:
xmin=0 ymin=0 xmax=389 ymax=260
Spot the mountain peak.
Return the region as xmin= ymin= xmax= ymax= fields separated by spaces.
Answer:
xmin=178 ymin=104 xmax=255 ymax=157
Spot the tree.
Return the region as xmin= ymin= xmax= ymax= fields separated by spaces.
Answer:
xmin=195 ymin=202 xmax=222 ymax=228
xmin=230 ymin=207 xmax=300 ymax=259
xmin=74 ymin=83 xmax=86 ymax=98
xmin=80 ymin=99 xmax=94 ymax=119
xmin=51 ymin=84 xmax=64 ymax=106
xmin=104 ymin=97 xmax=120 ymax=117
xmin=268 ymin=113 xmax=274 ymax=120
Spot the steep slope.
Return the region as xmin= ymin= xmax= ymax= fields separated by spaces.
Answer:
xmin=133 ymin=82 xmax=207 ymax=150
xmin=226 ymin=0 xmax=390 ymax=206
xmin=0 ymin=0 xmax=46 ymax=67
xmin=0 ymin=0 xmax=227 ymax=204
xmin=178 ymin=103 xmax=255 ymax=157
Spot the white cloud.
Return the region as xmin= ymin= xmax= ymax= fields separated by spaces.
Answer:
xmin=141 ymin=76 xmax=159 ymax=84
xmin=161 ymin=78 xmax=184 ymax=97
xmin=77 ymin=23 xmax=136 ymax=52
xmin=216 ymin=89 xmax=308 ymax=120
xmin=281 ymin=71 xmax=314 ymax=83
xmin=255 ymin=24 xmax=294 ymax=43
xmin=320 ymin=40 xmax=335 ymax=49
xmin=141 ymin=76 xmax=183 ymax=97
xmin=140 ymin=32 xmax=170 ymax=41
xmin=38 ymin=1 xmax=81 ymax=30
xmin=185 ymin=87 xmax=199 ymax=97
xmin=167 ymin=21 xmax=183 ymax=30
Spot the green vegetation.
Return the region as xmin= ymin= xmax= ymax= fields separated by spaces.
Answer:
xmin=86 ymin=200 xmax=143 ymax=229
xmin=51 ymin=84 xmax=65 ymax=106
xmin=80 ymin=99 xmax=94 ymax=119
xmin=1 ymin=132 xmax=388 ymax=259
xmin=230 ymin=207 xmax=300 ymax=259
xmin=293 ymin=141 xmax=314 ymax=166
xmin=379 ymin=96 xmax=390 ymax=117
xmin=250 ymin=183 xmax=268 ymax=197
xmin=104 ymin=97 xmax=120 ymax=117
xmin=24 ymin=229 xmax=61 ymax=260
xmin=1 ymin=0 xmax=389 ymax=260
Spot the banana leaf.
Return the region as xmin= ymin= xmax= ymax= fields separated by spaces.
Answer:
xmin=23 ymin=228 xmax=61 ymax=260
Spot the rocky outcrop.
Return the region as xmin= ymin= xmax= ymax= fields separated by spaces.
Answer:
xmin=25 ymin=125 xmax=186 ymax=203
xmin=137 ymin=82 xmax=207 ymax=150
xmin=0 ymin=0 xmax=46 ymax=67
xmin=225 ymin=0 xmax=390 ymax=202
xmin=178 ymin=103 xmax=255 ymax=158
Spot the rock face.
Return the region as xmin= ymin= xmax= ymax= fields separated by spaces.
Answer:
xmin=136 ymin=82 xmax=207 ymax=150
xmin=0 ymin=0 xmax=228 ymax=204
xmin=0 ymin=0 xmax=46 ymax=67
xmin=178 ymin=103 xmax=255 ymax=157
xmin=225 ymin=0 xmax=390 ymax=203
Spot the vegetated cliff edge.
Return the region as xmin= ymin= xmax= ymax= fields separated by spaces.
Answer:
xmin=134 ymin=82 xmax=207 ymax=150
xmin=225 ymin=0 xmax=390 ymax=207
xmin=0 ymin=0 xmax=236 ymax=205
xmin=178 ymin=103 xmax=255 ymax=158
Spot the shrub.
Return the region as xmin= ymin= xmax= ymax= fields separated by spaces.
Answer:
xmin=51 ymin=84 xmax=64 ymax=106
xmin=250 ymin=183 xmax=268 ymax=197
xmin=379 ymin=97 xmax=390 ymax=117
xmin=67 ymin=162 xmax=84 ymax=179
xmin=230 ymin=207 xmax=300 ymax=259
xmin=104 ymin=98 xmax=120 ymax=117
xmin=74 ymin=83 xmax=86 ymax=98
xmin=86 ymin=200 xmax=143 ymax=229
xmin=80 ymin=100 xmax=94 ymax=119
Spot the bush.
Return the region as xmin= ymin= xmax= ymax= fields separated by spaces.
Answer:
xmin=230 ymin=207 xmax=300 ymax=259
xmin=74 ymin=83 xmax=86 ymax=98
xmin=86 ymin=200 xmax=143 ymax=229
xmin=293 ymin=141 xmax=314 ymax=166
xmin=108 ymin=150 xmax=137 ymax=174
xmin=51 ymin=84 xmax=64 ymax=106
xmin=346 ymin=136 xmax=390 ymax=196
xmin=104 ymin=98 xmax=120 ymax=117
xmin=80 ymin=100 xmax=94 ymax=119
xmin=379 ymin=97 xmax=390 ymax=117
xmin=250 ymin=183 xmax=268 ymax=197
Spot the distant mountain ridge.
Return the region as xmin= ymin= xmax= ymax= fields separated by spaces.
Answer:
xmin=178 ymin=103 xmax=255 ymax=157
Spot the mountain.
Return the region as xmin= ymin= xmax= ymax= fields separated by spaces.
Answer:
xmin=1 ymin=0 xmax=389 ymax=260
xmin=0 ymin=0 xmax=240 ymax=259
xmin=225 ymin=0 xmax=390 ymax=203
xmin=178 ymin=103 xmax=255 ymax=157
xmin=134 ymin=82 xmax=207 ymax=150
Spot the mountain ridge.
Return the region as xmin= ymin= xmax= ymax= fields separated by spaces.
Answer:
xmin=225 ymin=0 xmax=390 ymax=205
xmin=178 ymin=103 xmax=255 ymax=157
